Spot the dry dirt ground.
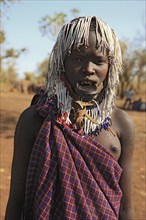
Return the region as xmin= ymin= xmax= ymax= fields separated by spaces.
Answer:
xmin=0 ymin=92 xmax=145 ymax=220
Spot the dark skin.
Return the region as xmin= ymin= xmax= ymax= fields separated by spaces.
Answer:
xmin=5 ymin=31 xmax=135 ymax=220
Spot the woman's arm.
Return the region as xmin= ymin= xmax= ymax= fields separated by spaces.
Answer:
xmin=117 ymin=109 xmax=135 ymax=219
xmin=5 ymin=105 xmax=43 ymax=220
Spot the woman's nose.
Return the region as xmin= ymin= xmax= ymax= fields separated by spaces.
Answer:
xmin=83 ymin=61 xmax=96 ymax=75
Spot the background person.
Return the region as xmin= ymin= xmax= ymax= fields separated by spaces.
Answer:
xmin=123 ymin=86 xmax=134 ymax=110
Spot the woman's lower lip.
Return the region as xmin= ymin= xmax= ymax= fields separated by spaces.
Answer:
xmin=75 ymin=85 xmax=98 ymax=95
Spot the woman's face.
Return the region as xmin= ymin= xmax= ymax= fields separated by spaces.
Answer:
xmin=64 ymin=31 xmax=109 ymax=101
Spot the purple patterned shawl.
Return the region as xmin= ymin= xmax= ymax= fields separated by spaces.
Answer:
xmin=23 ymin=91 xmax=122 ymax=220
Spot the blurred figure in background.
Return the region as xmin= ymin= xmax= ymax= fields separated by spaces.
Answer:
xmin=123 ymin=86 xmax=134 ymax=110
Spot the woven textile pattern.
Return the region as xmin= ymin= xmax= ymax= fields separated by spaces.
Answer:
xmin=23 ymin=94 xmax=122 ymax=220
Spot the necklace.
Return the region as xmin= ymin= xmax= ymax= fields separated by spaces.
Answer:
xmin=73 ymin=100 xmax=116 ymax=136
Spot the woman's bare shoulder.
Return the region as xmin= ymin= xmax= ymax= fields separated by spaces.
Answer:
xmin=20 ymin=104 xmax=39 ymax=119
xmin=112 ymin=107 xmax=135 ymax=152
xmin=16 ymin=105 xmax=44 ymax=138
xmin=113 ymin=107 xmax=134 ymax=131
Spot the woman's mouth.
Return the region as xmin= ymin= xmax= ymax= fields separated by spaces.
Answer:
xmin=75 ymin=80 xmax=98 ymax=95
xmin=79 ymin=80 xmax=96 ymax=86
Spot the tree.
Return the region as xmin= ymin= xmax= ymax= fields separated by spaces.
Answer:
xmin=37 ymin=58 xmax=49 ymax=78
xmin=0 ymin=0 xmax=19 ymax=17
xmin=0 ymin=48 xmax=26 ymax=61
xmin=39 ymin=13 xmax=66 ymax=39
xmin=0 ymin=30 xmax=5 ymax=44
xmin=133 ymin=49 xmax=146 ymax=91
xmin=70 ymin=8 xmax=79 ymax=17
xmin=119 ymin=40 xmax=146 ymax=98
xmin=39 ymin=9 xmax=79 ymax=39
xmin=0 ymin=0 xmax=26 ymax=61
xmin=134 ymin=14 xmax=145 ymax=48
xmin=24 ymin=72 xmax=36 ymax=82
xmin=119 ymin=41 xmax=136 ymax=98
xmin=1 ymin=63 xmax=18 ymax=90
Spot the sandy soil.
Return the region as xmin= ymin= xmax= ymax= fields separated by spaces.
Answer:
xmin=0 ymin=92 xmax=145 ymax=220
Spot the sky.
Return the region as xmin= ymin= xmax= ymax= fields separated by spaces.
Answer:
xmin=2 ymin=0 xmax=145 ymax=78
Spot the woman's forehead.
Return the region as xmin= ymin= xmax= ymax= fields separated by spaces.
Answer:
xmin=69 ymin=46 xmax=109 ymax=57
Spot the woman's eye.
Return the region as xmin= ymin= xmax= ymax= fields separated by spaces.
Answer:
xmin=95 ymin=59 xmax=108 ymax=65
xmin=72 ymin=57 xmax=83 ymax=62
xmin=97 ymin=61 xmax=104 ymax=65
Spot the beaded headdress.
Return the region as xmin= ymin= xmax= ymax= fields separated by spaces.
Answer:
xmin=46 ymin=16 xmax=123 ymax=135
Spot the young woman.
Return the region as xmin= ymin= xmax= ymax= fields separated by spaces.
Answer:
xmin=5 ymin=16 xmax=135 ymax=220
